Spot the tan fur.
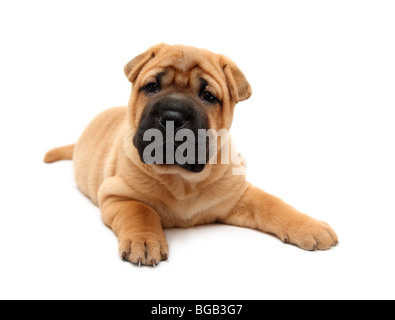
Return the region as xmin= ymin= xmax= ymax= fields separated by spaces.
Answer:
xmin=44 ymin=144 xmax=75 ymax=163
xmin=44 ymin=44 xmax=338 ymax=266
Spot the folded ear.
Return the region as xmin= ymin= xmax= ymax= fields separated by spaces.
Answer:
xmin=221 ymin=57 xmax=252 ymax=102
xmin=124 ymin=43 xmax=166 ymax=83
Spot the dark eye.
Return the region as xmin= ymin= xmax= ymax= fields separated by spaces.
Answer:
xmin=144 ymin=82 xmax=160 ymax=94
xmin=201 ymin=91 xmax=217 ymax=104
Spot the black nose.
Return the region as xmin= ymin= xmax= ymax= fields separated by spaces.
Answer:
xmin=160 ymin=110 xmax=186 ymax=129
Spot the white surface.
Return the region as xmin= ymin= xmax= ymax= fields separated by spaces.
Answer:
xmin=1 ymin=0 xmax=395 ymax=300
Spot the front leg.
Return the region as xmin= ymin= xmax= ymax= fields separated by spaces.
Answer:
xmin=99 ymin=179 xmax=169 ymax=266
xmin=222 ymin=185 xmax=338 ymax=251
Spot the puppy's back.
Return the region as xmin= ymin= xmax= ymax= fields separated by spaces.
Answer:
xmin=73 ymin=107 xmax=127 ymax=205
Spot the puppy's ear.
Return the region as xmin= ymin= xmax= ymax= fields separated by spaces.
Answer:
xmin=124 ymin=43 xmax=166 ymax=83
xmin=221 ymin=57 xmax=252 ymax=102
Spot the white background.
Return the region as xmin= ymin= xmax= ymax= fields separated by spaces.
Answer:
xmin=1 ymin=0 xmax=394 ymax=300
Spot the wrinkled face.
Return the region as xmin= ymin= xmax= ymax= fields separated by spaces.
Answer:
xmin=124 ymin=44 xmax=252 ymax=174
xmin=133 ymin=61 xmax=226 ymax=173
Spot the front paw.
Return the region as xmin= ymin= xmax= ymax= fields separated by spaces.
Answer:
xmin=281 ymin=217 xmax=338 ymax=251
xmin=118 ymin=231 xmax=169 ymax=266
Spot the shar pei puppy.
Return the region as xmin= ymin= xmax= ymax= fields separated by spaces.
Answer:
xmin=45 ymin=44 xmax=338 ymax=266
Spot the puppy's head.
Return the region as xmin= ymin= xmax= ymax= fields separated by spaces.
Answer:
xmin=124 ymin=44 xmax=252 ymax=174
